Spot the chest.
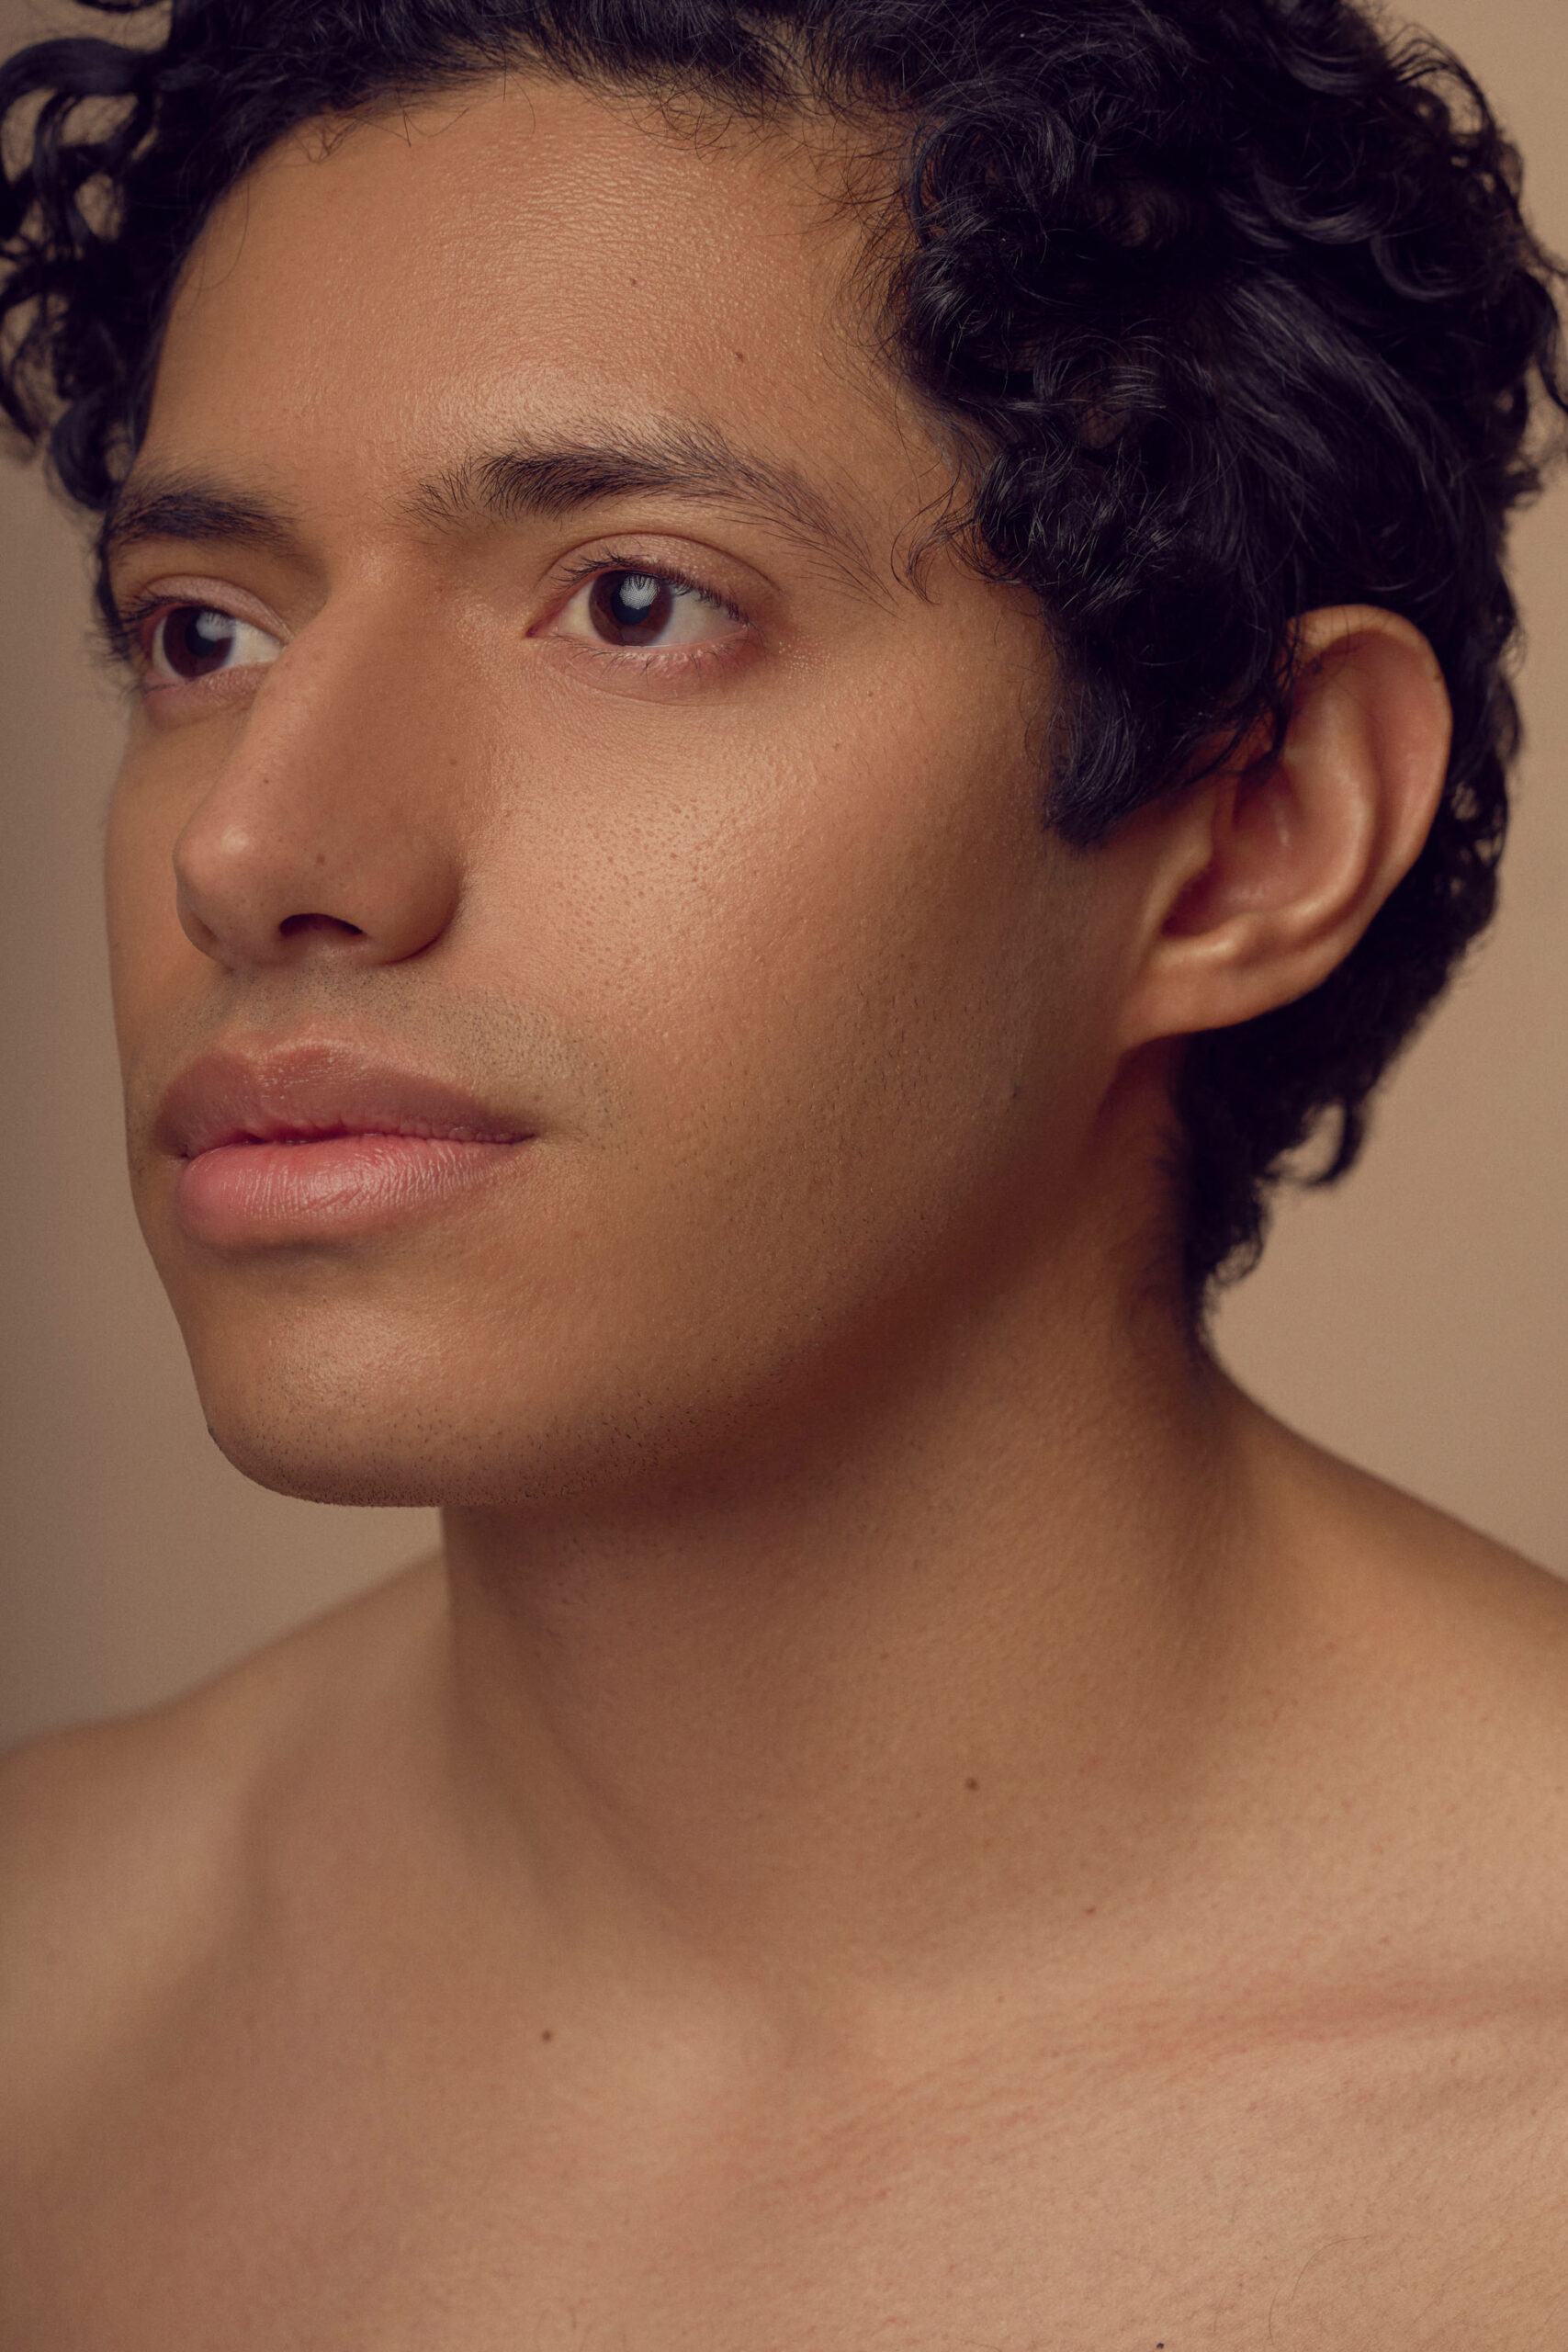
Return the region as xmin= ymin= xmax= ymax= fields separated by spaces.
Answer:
xmin=9 ymin=2007 xmax=1568 ymax=2351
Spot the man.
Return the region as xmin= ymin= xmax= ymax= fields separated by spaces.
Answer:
xmin=0 ymin=0 xmax=1564 ymax=2341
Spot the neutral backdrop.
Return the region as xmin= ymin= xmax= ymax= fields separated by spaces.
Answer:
xmin=3 ymin=0 xmax=1563 ymax=1746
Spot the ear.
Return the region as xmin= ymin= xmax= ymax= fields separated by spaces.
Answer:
xmin=1113 ymin=606 xmax=1452 ymax=1052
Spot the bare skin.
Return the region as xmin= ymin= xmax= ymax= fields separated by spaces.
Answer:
xmin=4 ymin=73 xmax=1567 ymax=2350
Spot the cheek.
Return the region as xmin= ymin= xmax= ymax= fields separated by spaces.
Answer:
xmin=478 ymin=702 xmax=1095 ymax=1319
xmin=104 ymin=756 xmax=188 ymax=1049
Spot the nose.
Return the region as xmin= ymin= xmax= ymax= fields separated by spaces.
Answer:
xmin=172 ymin=618 xmax=464 ymax=971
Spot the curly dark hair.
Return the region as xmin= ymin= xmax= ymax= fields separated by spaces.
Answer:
xmin=2 ymin=0 xmax=1563 ymax=1309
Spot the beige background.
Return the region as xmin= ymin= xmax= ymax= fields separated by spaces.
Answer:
xmin=2 ymin=0 xmax=1563 ymax=1747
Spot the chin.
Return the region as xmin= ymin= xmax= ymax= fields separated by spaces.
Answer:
xmin=175 ymin=1295 xmax=523 ymax=1507
xmin=193 ymin=1357 xmax=483 ymax=1506
xmin=180 ymin=1309 xmax=714 ymax=1513
xmin=203 ymin=1411 xmax=457 ymax=1509
xmin=161 ymin=1213 xmax=978 ymax=1513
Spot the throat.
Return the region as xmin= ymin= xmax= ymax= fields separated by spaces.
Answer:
xmin=433 ymin=1342 xmax=1248 ymax=1990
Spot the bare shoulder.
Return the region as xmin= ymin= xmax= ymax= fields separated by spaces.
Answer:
xmin=1241 ymin=1398 xmax=1568 ymax=1918
xmin=1260 ymin=1402 xmax=1568 ymax=1665
xmin=0 ymin=1558 xmax=446 ymax=2123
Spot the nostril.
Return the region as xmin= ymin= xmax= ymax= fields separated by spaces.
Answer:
xmin=277 ymin=912 xmax=367 ymax=940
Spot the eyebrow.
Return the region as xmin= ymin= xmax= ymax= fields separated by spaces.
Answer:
xmin=411 ymin=419 xmax=874 ymax=579
xmin=98 ymin=419 xmax=877 ymax=590
xmin=99 ymin=483 xmax=299 ymax=575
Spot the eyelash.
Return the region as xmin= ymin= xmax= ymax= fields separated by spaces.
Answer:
xmin=104 ymin=555 xmax=752 ymax=679
xmin=102 ymin=593 xmax=175 ymax=673
xmin=550 ymin=552 xmax=751 ymax=631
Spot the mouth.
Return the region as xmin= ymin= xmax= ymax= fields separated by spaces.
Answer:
xmin=155 ymin=1042 xmax=536 ymax=1248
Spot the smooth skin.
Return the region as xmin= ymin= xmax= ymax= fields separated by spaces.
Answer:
xmin=5 ymin=74 xmax=1568 ymax=2351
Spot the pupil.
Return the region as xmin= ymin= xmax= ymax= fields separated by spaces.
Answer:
xmin=165 ymin=606 xmax=236 ymax=678
xmin=591 ymin=571 xmax=672 ymax=647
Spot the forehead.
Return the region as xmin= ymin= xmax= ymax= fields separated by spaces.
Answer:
xmin=147 ymin=75 xmax=914 ymax=531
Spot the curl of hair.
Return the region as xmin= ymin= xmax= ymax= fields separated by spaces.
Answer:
xmin=4 ymin=0 xmax=1563 ymax=1309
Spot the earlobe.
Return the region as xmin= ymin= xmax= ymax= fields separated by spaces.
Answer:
xmin=1115 ymin=605 xmax=1452 ymax=1052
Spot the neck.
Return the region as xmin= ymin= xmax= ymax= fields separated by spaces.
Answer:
xmin=434 ymin=1251 xmax=1269 ymax=1996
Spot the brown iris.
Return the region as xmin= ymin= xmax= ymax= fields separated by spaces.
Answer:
xmin=586 ymin=571 xmax=675 ymax=647
xmin=156 ymin=605 xmax=240 ymax=680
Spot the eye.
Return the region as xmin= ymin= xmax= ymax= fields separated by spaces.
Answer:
xmin=143 ymin=604 xmax=282 ymax=684
xmin=551 ymin=566 xmax=745 ymax=652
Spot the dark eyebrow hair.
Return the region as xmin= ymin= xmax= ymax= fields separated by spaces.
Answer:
xmin=98 ymin=481 xmax=299 ymax=575
xmin=409 ymin=417 xmax=877 ymax=583
xmin=95 ymin=419 xmax=882 ymax=607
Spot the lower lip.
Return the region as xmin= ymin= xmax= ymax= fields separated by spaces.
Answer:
xmin=174 ymin=1133 xmax=527 ymax=1247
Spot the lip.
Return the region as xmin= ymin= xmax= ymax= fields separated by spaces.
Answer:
xmin=156 ymin=1042 xmax=536 ymax=1247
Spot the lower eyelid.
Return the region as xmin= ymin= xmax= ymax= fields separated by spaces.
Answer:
xmin=534 ymin=627 xmax=756 ymax=697
xmin=571 ymin=633 xmax=745 ymax=669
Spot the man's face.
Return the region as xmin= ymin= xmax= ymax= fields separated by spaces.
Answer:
xmin=106 ymin=75 xmax=1132 ymax=1507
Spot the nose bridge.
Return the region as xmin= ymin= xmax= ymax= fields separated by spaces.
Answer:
xmin=174 ymin=599 xmax=466 ymax=970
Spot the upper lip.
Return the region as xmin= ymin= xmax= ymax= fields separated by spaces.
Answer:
xmin=155 ymin=1042 xmax=536 ymax=1159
